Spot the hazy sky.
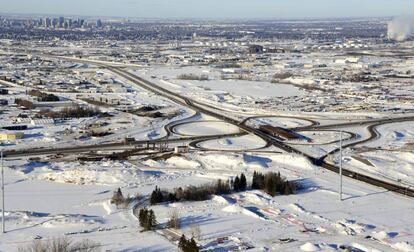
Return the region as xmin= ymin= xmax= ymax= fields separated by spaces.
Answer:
xmin=0 ymin=0 xmax=413 ymax=19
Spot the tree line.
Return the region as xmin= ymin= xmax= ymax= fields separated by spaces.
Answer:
xmin=38 ymin=106 xmax=101 ymax=119
xmin=252 ymin=171 xmax=296 ymax=196
xmin=150 ymin=172 xmax=296 ymax=205
xmin=28 ymin=89 xmax=60 ymax=102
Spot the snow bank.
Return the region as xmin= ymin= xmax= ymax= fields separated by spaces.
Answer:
xmin=222 ymin=205 xmax=261 ymax=219
xmin=334 ymin=219 xmax=373 ymax=236
xmin=300 ymin=242 xmax=321 ymax=251
xmin=165 ymin=156 xmax=201 ymax=169
xmin=197 ymin=153 xmax=271 ymax=170
xmin=393 ymin=242 xmax=414 ymax=252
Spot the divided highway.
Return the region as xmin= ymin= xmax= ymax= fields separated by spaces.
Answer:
xmin=103 ymin=64 xmax=414 ymax=198
xmin=29 ymin=56 xmax=414 ymax=198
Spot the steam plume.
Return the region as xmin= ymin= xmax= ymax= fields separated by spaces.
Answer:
xmin=388 ymin=16 xmax=414 ymax=41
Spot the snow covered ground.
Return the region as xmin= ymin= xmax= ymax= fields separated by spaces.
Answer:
xmin=340 ymin=121 xmax=414 ymax=186
xmin=131 ymin=66 xmax=305 ymax=111
xmin=173 ymin=121 xmax=240 ymax=136
xmin=1 ymin=151 xmax=413 ymax=251
xmin=197 ymin=134 xmax=268 ymax=151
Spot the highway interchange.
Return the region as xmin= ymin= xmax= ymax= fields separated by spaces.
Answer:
xmin=4 ymin=55 xmax=414 ymax=198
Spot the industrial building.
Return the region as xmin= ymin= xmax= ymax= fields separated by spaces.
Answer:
xmin=259 ymin=125 xmax=301 ymax=141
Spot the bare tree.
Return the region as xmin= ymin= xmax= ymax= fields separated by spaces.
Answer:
xmin=167 ymin=209 xmax=181 ymax=229
xmin=190 ymin=225 xmax=202 ymax=241
xmin=18 ymin=237 xmax=100 ymax=252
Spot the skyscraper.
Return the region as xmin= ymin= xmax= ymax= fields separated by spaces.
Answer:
xmin=58 ymin=17 xmax=65 ymax=28
xmin=96 ymin=19 xmax=102 ymax=28
xmin=44 ymin=17 xmax=51 ymax=28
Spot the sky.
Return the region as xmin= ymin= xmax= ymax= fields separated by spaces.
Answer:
xmin=0 ymin=0 xmax=413 ymax=19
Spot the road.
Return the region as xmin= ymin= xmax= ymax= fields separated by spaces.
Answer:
xmin=295 ymin=116 xmax=414 ymax=131
xmin=33 ymin=55 xmax=414 ymax=198
xmin=2 ymin=133 xmax=243 ymax=158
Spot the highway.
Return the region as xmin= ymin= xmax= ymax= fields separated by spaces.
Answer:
xmin=295 ymin=116 xmax=414 ymax=131
xmin=29 ymin=55 xmax=414 ymax=198
xmin=2 ymin=133 xmax=243 ymax=158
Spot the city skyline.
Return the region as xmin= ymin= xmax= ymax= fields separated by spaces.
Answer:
xmin=0 ymin=0 xmax=413 ymax=19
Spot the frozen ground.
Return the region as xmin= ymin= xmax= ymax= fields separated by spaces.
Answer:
xmin=1 ymin=151 xmax=413 ymax=251
xmin=131 ymin=66 xmax=305 ymax=111
xmin=341 ymin=121 xmax=414 ymax=186
xmin=246 ymin=116 xmax=313 ymax=129
xmin=197 ymin=134 xmax=268 ymax=151
xmin=364 ymin=122 xmax=414 ymax=150
xmin=173 ymin=121 xmax=240 ymax=136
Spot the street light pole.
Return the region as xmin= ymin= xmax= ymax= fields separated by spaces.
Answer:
xmin=1 ymin=151 xmax=4 ymax=233
xmin=339 ymin=130 xmax=343 ymax=201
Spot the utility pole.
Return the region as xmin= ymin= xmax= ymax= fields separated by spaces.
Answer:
xmin=339 ymin=131 xmax=343 ymax=201
xmin=1 ymin=151 xmax=4 ymax=233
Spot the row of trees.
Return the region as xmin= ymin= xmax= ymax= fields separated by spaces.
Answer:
xmin=138 ymin=208 xmax=157 ymax=231
xmin=232 ymin=173 xmax=247 ymax=191
xmin=252 ymin=171 xmax=296 ymax=196
xmin=17 ymin=238 xmax=100 ymax=252
xmin=178 ymin=235 xmax=199 ymax=252
xmin=150 ymin=171 xmax=297 ymax=205
xmin=28 ymin=89 xmax=60 ymax=102
xmin=150 ymin=178 xmax=233 ymax=205
xmin=177 ymin=73 xmax=209 ymax=81
xmin=38 ymin=106 xmax=101 ymax=119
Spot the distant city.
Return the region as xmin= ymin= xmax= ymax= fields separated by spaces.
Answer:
xmin=1 ymin=16 xmax=103 ymax=29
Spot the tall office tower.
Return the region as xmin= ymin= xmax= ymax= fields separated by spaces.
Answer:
xmin=52 ymin=18 xmax=58 ymax=28
xmin=68 ymin=19 xmax=72 ymax=28
xmin=79 ymin=19 xmax=85 ymax=27
xmin=45 ymin=17 xmax=51 ymax=28
xmin=59 ymin=17 xmax=65 ymax=28
xmin=96 ymin=19 xmax=102 ymax=28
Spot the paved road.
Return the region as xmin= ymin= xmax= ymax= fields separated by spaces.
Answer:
xmin=295 ymin=116 xmax=414 ymax=131
xmin=241 ymin=115 xmax=318 ymax=128
xmin=2 ymin=134 xmax=242 ymax=158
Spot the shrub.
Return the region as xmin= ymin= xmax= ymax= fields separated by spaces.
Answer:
xmin=167 ymin=210 xmax=181 ymax=229
xmin=15 ymin=99 xmax=35 ymax=109
xmin=110 ymin=188 xmax=135 ymax=209
xmin=190 ymin=225 xmax=202 ymax=241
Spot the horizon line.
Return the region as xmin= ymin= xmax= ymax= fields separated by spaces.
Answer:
xmin=0 ymin=12 xmax=395 ymax=22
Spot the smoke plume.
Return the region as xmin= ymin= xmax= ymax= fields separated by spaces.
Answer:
xmin=388 ymin=16 xmax=414 ymax=41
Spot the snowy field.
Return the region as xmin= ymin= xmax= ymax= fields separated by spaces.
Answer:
xmin=131 ymin=66 xmax=305 ymax=111
xmin=342 ymin=121 xmax=414 ymax=186
xmin=173 ymin=121 xmax=240 ymax=136
xmin=246 ymin=116 xmax=314 ymax=129
xmin=197 ymin=134 xmax=268 ymax=151
xmin=1 ymin=152 xmax=414 ymax=251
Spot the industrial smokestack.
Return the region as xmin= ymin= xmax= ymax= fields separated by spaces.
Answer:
xmin=388 ymin=16 xmax=414 ymax=41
